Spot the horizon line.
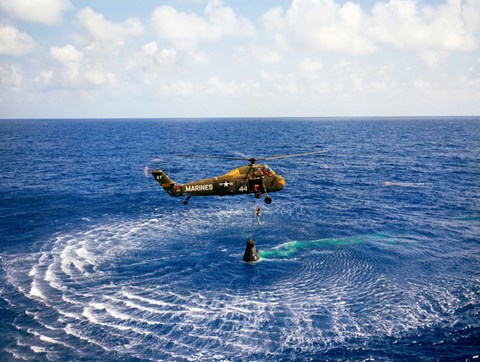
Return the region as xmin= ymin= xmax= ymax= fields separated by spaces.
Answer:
xmin=1 ymin=115 xmax=479 ymax=121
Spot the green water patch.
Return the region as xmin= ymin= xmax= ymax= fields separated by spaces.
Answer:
xmin=367 ymin=232 xmax=397 ymax=243
xmin=462 ymin=215 xmax=480 ymax=221
xmin=258 ymin=233 xmax=397 ymax=259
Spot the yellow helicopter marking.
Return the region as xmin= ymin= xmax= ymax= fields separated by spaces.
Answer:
xmin=225 ymin=168 xmax=241 ymax=177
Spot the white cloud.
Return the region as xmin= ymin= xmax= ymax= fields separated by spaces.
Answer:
xmin=35 ymin=70 xmax=54 ymax=87
xmin=188 ymin=50 xmax=210 ymax=65
xmin=1 ymin=0 xmax=480 ymax=118
xmin=260 ymin=7 xmax=289 ymax=51
xmin=261 ymin=0 xmax=376 ymax=55
xmin=83 ymin=68 xmax=116 ymax=86
xmin=0 ymin=24 xmax=35 ymax=56
xmin=300 ymin=57 xmax=323 ymax=73
xmin=47 ymin=44 xmax=116 ymax=89
xmin=252 ymin=46 xmax=281 ymax=64
xmin=261 ymin=0 xmax=479 ymax=59
xmin=350 ymin=72 xmax=363 ymax=92
xmin=419 ymin=50 xmax=450 ymax=68
xmin=205 ymin=76 xmax=261 ymax=96
xmin=413 ymin=79 xmax=431 ymax=89
xmin=127 ymin=41 xmax=177 ymax=82
xmin=162 ymin=80 xmax=195 ymax=97
xmin=49 ymin=45 xmax=84 ymax=88
xmin=260 ymin=71 xmax=298 ymax=95
xmin=76 ymin=7 xmax=144 ymax=44
xmin=464 ymin=0 xmax=480 ymax=33
xmin=143 ymin=42 xmax=177 ymax=67
xmin=151 ymin=6 xmax=210 ymax=49
xmin=151 ymin=0 xmax=255 ymax=49
xmin=0 ymin=0 xmax=72 ymax=25
xmin=369 ymin=0 xmax=477 ymax=52
xmin=0 ymin=63 xmax=22 ymax=87
xmin=51 ymin=44 xmax=83 ymax=64
xmin=204 ymin=0 xmax=255 ymax=37
xmin=36 ymin=8 xmax=145 ymax=91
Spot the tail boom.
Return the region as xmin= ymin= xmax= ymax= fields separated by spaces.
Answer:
xmin=151 ymin=170 xmax=183 ymax=196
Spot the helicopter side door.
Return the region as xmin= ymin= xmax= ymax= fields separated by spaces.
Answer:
xmin=248 ymin=178 xmax=263 ymax=195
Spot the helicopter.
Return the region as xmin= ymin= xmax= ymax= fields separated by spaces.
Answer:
xmin=150 ymin=150 xmax=328 ymax=205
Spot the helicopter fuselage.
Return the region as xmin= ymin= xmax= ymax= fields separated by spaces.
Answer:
xmin=151 ymin=164 xmax=285 ymax=203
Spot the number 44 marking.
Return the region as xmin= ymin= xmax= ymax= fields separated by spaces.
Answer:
xmin=238 ymin=185 xmax=248 ymax=192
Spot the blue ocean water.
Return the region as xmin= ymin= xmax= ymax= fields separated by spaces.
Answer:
xmin=0 ymin=118 xmax=479 ymax=361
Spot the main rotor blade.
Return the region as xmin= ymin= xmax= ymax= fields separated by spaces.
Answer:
xmin=231 ymin=151 xmax=250 ymax=159
xmin=260 ymin=149 xmax=331 ymax=161
xmin=175 ymin=149 xmax=331 ymax=164
xmin=175 ymin=154 xmax=246 ymax=160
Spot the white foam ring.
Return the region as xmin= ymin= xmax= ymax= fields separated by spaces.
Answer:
xmin=2 ymin=206 xmax=476 ymax=360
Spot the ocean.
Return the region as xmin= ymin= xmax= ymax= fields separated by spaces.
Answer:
xmin=0 ymin=118 xmax=479 ymax=361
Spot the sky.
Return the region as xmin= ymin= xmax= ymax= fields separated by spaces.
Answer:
xmin=0 ymin=0 xmax=479 ymax=118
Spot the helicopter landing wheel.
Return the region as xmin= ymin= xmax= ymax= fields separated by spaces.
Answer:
xmin=183 ymin=195 xmax=192 ymax=205
xmin=255 ymin=192 xmax=262 ymax=199
xmin=264 ymin=195 xmax=272 ymax=204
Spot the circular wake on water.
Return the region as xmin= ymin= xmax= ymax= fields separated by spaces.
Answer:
xmin=1 ymin=206 xmax=479 ymax=361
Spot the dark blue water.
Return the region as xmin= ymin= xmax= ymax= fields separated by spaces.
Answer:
xmin=0 ymin=118 xmax=479 ymax=361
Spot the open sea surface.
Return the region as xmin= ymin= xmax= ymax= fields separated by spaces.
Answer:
xmin=0 ymin=117 xmax=479 ymax=361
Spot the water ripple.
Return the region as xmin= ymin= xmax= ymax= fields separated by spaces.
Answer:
xmin=1 ymin=205 xmax=477 ymax=360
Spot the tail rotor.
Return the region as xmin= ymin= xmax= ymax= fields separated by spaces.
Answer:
xmin=144 ymin=157 xmax=162 ymax=177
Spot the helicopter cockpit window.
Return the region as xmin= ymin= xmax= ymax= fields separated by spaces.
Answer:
xmin=262 ymin=165 xmax=274 ymax=175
